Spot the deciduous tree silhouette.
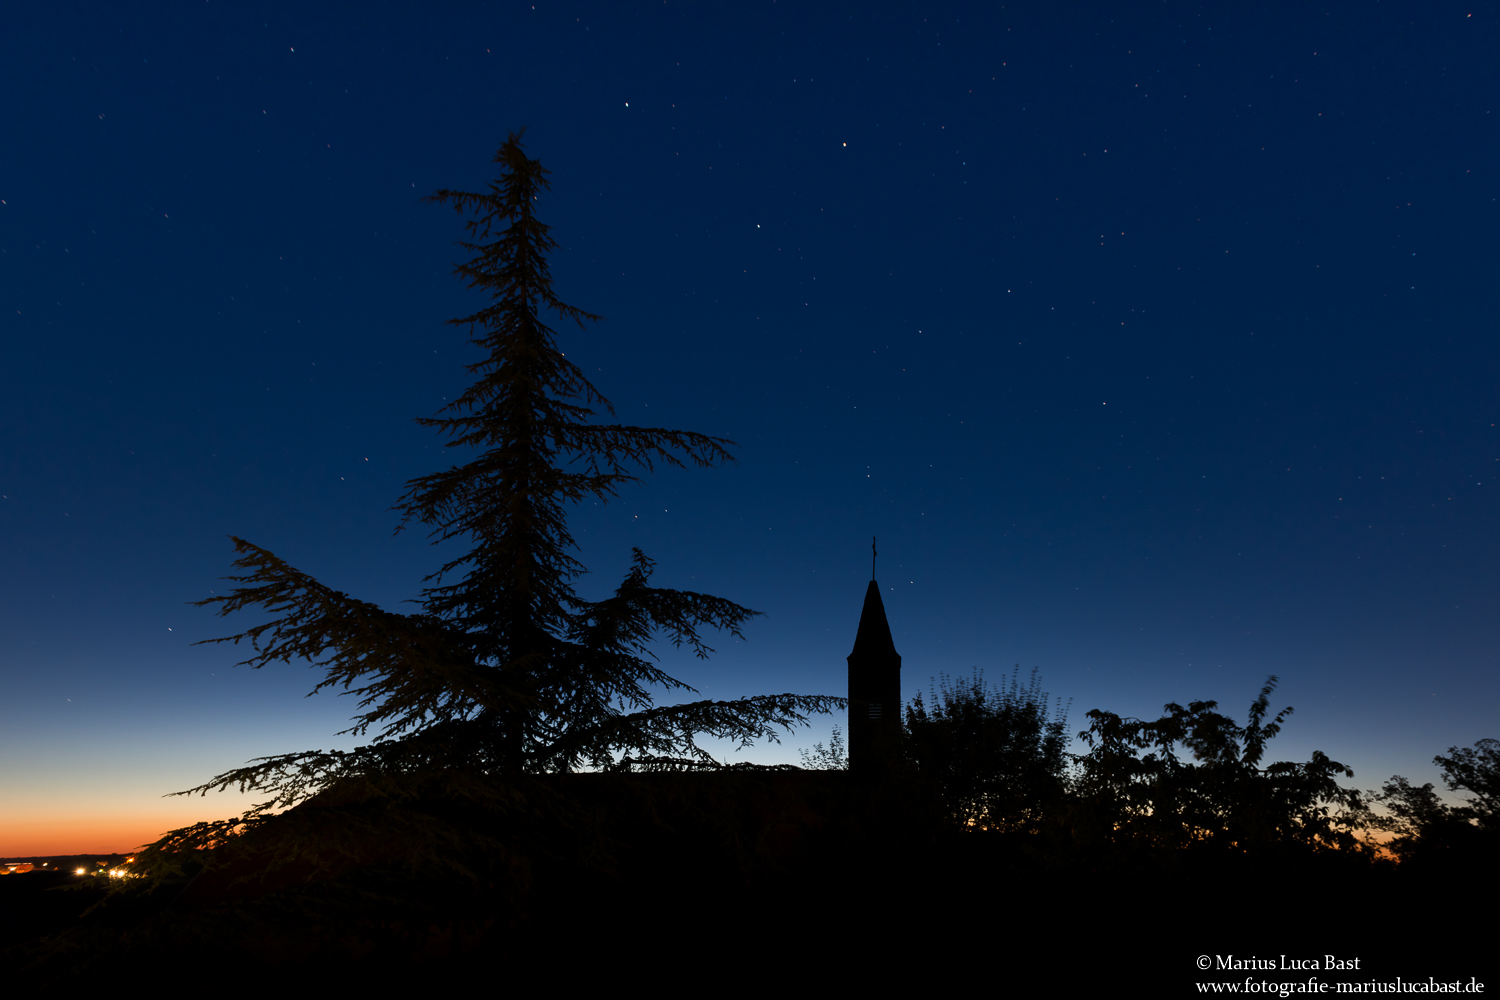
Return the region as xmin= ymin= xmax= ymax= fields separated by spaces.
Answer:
xmin=903 ymin=667 xmax=1069 ymax=831
xmin=1070 ymin=677 xmax=1365 ymax=853
xmin=1371 ymin=737 xmax=1498 ymax=867
xmin=1433 ymin=737 xmax=1500 ymax=826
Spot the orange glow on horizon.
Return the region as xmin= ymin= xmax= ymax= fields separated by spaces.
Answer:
xmin=0 ymin=807 xmax=232 ymax=858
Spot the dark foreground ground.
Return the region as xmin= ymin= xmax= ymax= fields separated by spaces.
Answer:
xmin=4 ymin=773 xmax=1492 ymax=990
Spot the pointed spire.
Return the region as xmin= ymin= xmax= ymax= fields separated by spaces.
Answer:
xmin=850 ymin=579 xmax=898 ymax=660
xmin=847 ymin=573 xmax=902 ymax=775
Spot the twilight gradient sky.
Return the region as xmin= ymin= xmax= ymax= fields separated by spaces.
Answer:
xmin=3 ymin=2 xmax=1498 ymax=855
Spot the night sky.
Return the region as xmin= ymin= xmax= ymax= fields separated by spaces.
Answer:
xmin=4 ymin=3 xmax=1498 ymax=855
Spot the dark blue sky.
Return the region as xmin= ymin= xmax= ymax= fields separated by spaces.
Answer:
xmin=3 ymin=2 xmax=1497 ymax=852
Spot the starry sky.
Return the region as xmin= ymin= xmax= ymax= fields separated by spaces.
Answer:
xmin=3 ymin=2 xmax=1498 ymax=855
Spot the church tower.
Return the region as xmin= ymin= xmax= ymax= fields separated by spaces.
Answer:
xmin=847 ymin=548 xmax=903 ymax=773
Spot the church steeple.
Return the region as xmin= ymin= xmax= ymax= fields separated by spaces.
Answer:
xmin=850 ymin=580 xmax=899 ymax=661
xmin=847 ymin=576 xmax=903 ymax=773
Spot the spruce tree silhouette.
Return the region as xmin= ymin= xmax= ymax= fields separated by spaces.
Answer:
xmin=150 ymin=133 xmax=841 ymax=871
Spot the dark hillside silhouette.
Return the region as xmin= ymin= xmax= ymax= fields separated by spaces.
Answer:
xmin=7 ymin=581 xmax=1493 ymax=986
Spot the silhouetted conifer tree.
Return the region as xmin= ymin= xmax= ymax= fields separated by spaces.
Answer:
xmin=164 ymin=134 xmax=840 ymax=837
